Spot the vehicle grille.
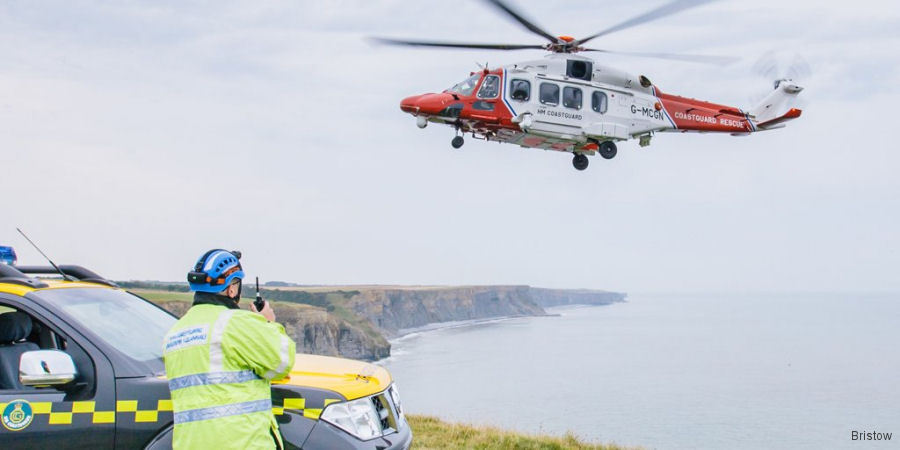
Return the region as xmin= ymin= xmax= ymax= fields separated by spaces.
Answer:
xmin=371 ymin=385 xmax=403 ymax=434
xmin=373 ymin=394 xmax=392 ymax=432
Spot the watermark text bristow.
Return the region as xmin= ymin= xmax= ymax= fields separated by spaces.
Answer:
xmin=851 ymin=430 xmax=892 ymax=441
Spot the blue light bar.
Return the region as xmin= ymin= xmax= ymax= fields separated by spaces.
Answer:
xmin=0 ymin=246 xmax=17 ymax=265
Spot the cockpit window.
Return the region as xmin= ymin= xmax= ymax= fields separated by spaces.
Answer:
xmin=477 ymin=75 xmax=500 ymax=99
xmin=447 ymin=74 xmax=480 ymax=96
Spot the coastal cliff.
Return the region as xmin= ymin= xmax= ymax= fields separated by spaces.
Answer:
xmin=528 ymin=288 xmax=626 ymax=307
xmin=131 ymin=283 xmax=625 ymax=361
xmin=147 ymin=294 xmax=391 ymax=361
xmin=338 ymin=285 xmax=546 ymax=336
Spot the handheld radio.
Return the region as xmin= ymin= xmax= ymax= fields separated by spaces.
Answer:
xmin=254 ymin=276 xmax=265 ymax=312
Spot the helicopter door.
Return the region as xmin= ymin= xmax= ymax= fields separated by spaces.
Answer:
xmin=474 ymin=74 xmax=501 ymax=112
xmin=529 ymin=81 xmax=584 ymax=137
xmin=584 ymin=89 xmax=629 ymax=140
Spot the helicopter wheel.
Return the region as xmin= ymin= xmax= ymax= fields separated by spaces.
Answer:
xmin=599 ymin=141 xmax=618 ymax=160
xmin=451 ymin=136 xmax=465 ymax=149
xmin=572 ymin=153 xmax=589 ymax=171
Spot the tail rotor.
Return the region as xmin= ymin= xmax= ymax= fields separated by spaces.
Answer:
xmin=751 ymin=51 xmax=810 ymax=109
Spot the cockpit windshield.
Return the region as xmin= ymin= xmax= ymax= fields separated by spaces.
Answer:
xmin=446 ymin=74 xmax=481 ymax=96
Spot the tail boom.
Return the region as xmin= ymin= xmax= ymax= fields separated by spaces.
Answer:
xmin=656 ymin=90 xmax=757 ymax=133
xmin=654 ymin=80 xmax=803 ymax=135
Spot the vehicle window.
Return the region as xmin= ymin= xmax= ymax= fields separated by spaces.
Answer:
xmin=477 ymin=75 xmax=500 ymax=99
xmin=37 ymin=288 xmax=176 ymax=364
xmin=592 ymin=91 xmax=608 ymax=114
xmin=0 ymin=303 xmax=61 ymax=391
xmin=539 ymin=83 xmax=559 ymax=106
xmin=0 ymin=304 xmax=57 ymax=350
xmin=563 ymin=86 xmax=582 ymax=110
xmin=447 ymin=74 xmax=480 ymax=96
xmin=510 ymin=79 xmax=530 ymax=101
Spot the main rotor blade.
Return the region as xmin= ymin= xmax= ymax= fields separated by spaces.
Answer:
xmin=572 ymin=0 xmax=720 ymax=47
xmin=371 ymin=37 xmax=545 ymax=51
xmin=583 ymin=48 xmax=739 ymax=66
xmin=482 ymin=0 xmax=560 ymax=44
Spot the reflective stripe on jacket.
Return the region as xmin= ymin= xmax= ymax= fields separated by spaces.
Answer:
xmin=163 ymin=304 xmax=296 ymax=450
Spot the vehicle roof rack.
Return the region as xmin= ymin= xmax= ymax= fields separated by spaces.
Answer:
xmin=13 ymin=265 xmax=119 ymax=288
xmin=0 ymin=264 xmax=50 ymax=288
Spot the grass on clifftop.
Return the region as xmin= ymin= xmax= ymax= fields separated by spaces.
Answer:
xmin=406 ymin=415 xmax=638 ymax=450
xmin=130 ymin=289 xmax=193 ymax=303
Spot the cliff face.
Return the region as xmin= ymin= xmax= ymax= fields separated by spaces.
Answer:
xmin=154 ymin=300 xmax=391 ymax=361
xmin=143 ymin=284 xmax=625 ymax=361
xmin=340 ymin=286 xmax=546 ymax=336
xmin=528 ymin=288 xmax=627 ymax=307
xmin=273 ymin=303 xmax=391 ymax=361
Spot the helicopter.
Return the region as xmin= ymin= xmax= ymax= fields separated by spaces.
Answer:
xmin=375 ymin=0 xmax=804 ymax=171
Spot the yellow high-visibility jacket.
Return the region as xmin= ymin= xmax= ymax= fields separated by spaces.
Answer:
xmin=163 ymin=304 xmax=296 ymax=450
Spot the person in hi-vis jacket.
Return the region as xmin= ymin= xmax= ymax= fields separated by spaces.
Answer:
xmin=163 ymin=249 xmax=296 ymax=449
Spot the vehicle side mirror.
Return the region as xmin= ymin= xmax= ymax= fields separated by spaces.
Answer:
xmin=20 ymin=350 xmax=77 ymax=387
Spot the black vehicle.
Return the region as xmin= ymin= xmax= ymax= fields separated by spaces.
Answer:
xmin=0 ymin=263 xmax=411 ymax=449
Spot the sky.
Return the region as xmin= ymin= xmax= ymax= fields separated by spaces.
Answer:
xmin=1 ymin=0 xmax=898 ymax=293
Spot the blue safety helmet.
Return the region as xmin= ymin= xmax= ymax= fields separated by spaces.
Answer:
xmin=187 ymin=249 xmax=244 ymax=293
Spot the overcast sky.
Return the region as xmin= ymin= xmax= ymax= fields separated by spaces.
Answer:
xmin=2 ymin=0 xmax=898 ymax=293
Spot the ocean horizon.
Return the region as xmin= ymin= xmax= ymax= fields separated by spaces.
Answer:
xmin=378 ymin=293 xmax=899 ymax=449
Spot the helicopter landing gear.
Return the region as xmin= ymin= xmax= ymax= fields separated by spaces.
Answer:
xmin=451 ymin=135 xmax=465 ymax=149
xmin=572 ymin=153 xmax=589 ymax=171
xmin=599 ymin=141 xmax=617 ymax=160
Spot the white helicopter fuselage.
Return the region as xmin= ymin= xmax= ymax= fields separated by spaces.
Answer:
xmin=400 ymin=54 xmax=802 ymax=160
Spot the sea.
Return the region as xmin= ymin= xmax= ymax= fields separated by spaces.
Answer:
xmin=377 ymin=293 xmax=899 ymax=450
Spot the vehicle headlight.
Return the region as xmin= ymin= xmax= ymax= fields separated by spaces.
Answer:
xmin=320 ymin=397 xmax=382 ymax=440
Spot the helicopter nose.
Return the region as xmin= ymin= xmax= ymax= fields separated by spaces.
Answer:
xmin=400 ymin=93 xmax=455 ymax=116
xmin=400 ymin=95 xmax=425 ymax=114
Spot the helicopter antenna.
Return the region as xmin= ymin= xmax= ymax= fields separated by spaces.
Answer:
xmin=16 ymin=228 xmax=74 ymax=281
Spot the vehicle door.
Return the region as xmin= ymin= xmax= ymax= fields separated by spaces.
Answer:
xmin=531 ymin=79 xmax=586 ymax=136
xmin=583 ymin=88 xmax=630 ymax=141
xmin=471 ymin=73 xmax=501 ymax=119
xmin=505 ymin=75 xmax=532 ymax=119
xmin=0 ymin=294 xmax=116 ymax=449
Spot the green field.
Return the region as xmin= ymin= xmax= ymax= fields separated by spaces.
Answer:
xmin=406 ymin=415 xmax=637 ymax=450
xmin=130 ymin=289 xmax=193 ymax=302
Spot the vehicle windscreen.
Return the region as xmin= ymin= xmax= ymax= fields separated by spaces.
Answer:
xmin=37 ymin=288 xmax=176 ymax=367
xmin=446 ymin=74 xmax=480 ymax=96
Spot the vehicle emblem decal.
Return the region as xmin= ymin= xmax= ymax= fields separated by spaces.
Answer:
xmin=2 ymin=399 xmax=34 ymax=431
